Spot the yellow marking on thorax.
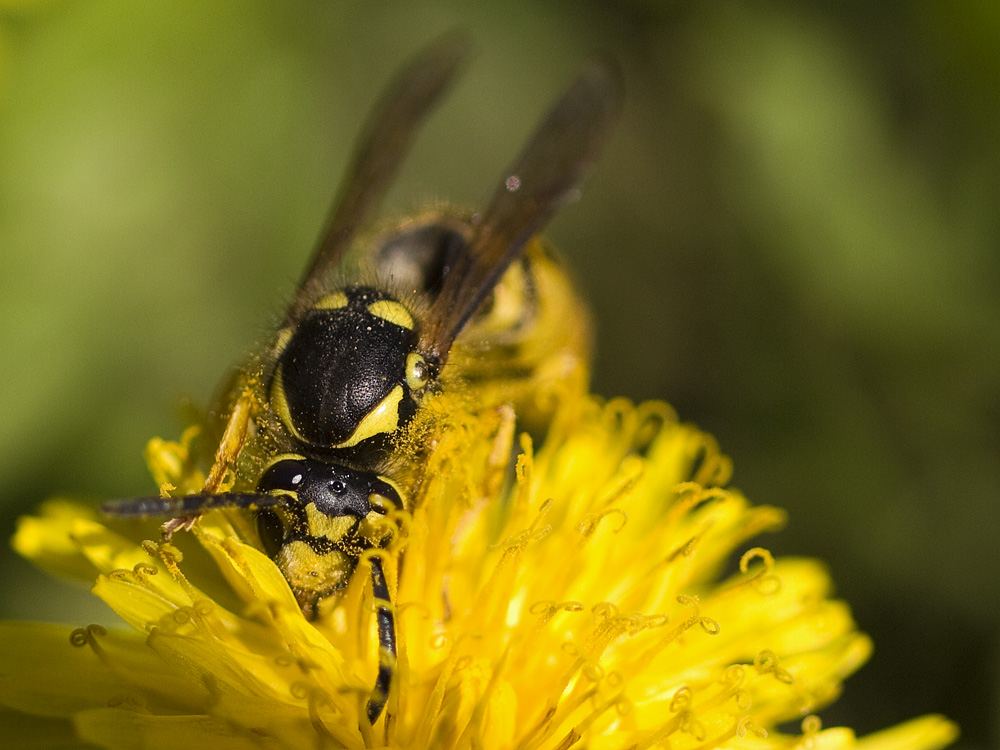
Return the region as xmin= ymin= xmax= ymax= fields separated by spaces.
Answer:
xmin=333 ymin=385 xmax=404 ymax=447
xmin=367 ymin=299 xmax=414 ymax=330
xmin=269 ymin=364 xmax=308 ymax=443
xmin=314 ymin=291 xmax=349 ymax=310
xmin=272 ymin=327 xmax=294 ymax=356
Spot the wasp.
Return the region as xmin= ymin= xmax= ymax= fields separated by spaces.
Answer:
xmin=102 ymin=34 xmax=622 ymax=724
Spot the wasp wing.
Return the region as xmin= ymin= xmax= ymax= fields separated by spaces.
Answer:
xmin=285 ymin=32 xmax=472 ymax=324
xmin=100 ymin=493 xmax=285 ymax=519
xmin=418 ymin=60 xmax=623 ymax=366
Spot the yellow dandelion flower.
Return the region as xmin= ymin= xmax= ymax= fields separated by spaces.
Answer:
xmin=3 ymin=396 xmax=957 ymax=750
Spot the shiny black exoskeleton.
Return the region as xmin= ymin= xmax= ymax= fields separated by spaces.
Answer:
xmin=269 ymin=286 xmax=427 ymax=456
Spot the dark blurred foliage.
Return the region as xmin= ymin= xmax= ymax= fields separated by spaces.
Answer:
xmin=0 ymin=1 xmax=995 ymax=747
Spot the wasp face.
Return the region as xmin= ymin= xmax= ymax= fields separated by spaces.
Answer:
xmin=269 ymin=286 xmax=431 ymax=453
xmin=253 ymin=456 xmax=400 ymax=617
xmin=256 ymin=456 xmax=390 ymax=537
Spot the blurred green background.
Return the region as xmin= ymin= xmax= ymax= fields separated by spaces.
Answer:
xmin=0 ymin=1 xmax=996 ymax=747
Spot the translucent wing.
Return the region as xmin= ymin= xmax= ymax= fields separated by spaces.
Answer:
xmin=284 ymin=32 xmax=472 ymax=324
xmin=418 ymin=60 xmax=623 ymax=366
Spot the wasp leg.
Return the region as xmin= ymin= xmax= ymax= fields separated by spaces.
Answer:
xmin=366 ymin=555 xmax=396 ymax=724
xmin=202 ymin=391 xmax=253 ymax=494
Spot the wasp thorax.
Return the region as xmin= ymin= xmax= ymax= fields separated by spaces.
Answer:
xmin=269 ymin=286 xmax=426 ymax=451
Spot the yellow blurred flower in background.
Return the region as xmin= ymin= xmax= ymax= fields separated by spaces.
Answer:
xmin=2 ymin=398 xmax=958 ymax=749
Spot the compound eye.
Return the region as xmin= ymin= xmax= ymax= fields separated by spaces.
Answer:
xmin=259 ymin=458 xmax=309 ymax=493
xmin=255 ymin=508 xmax=285 ymax=559
xmin=405 ymin=352 xmax=430 ymax=392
